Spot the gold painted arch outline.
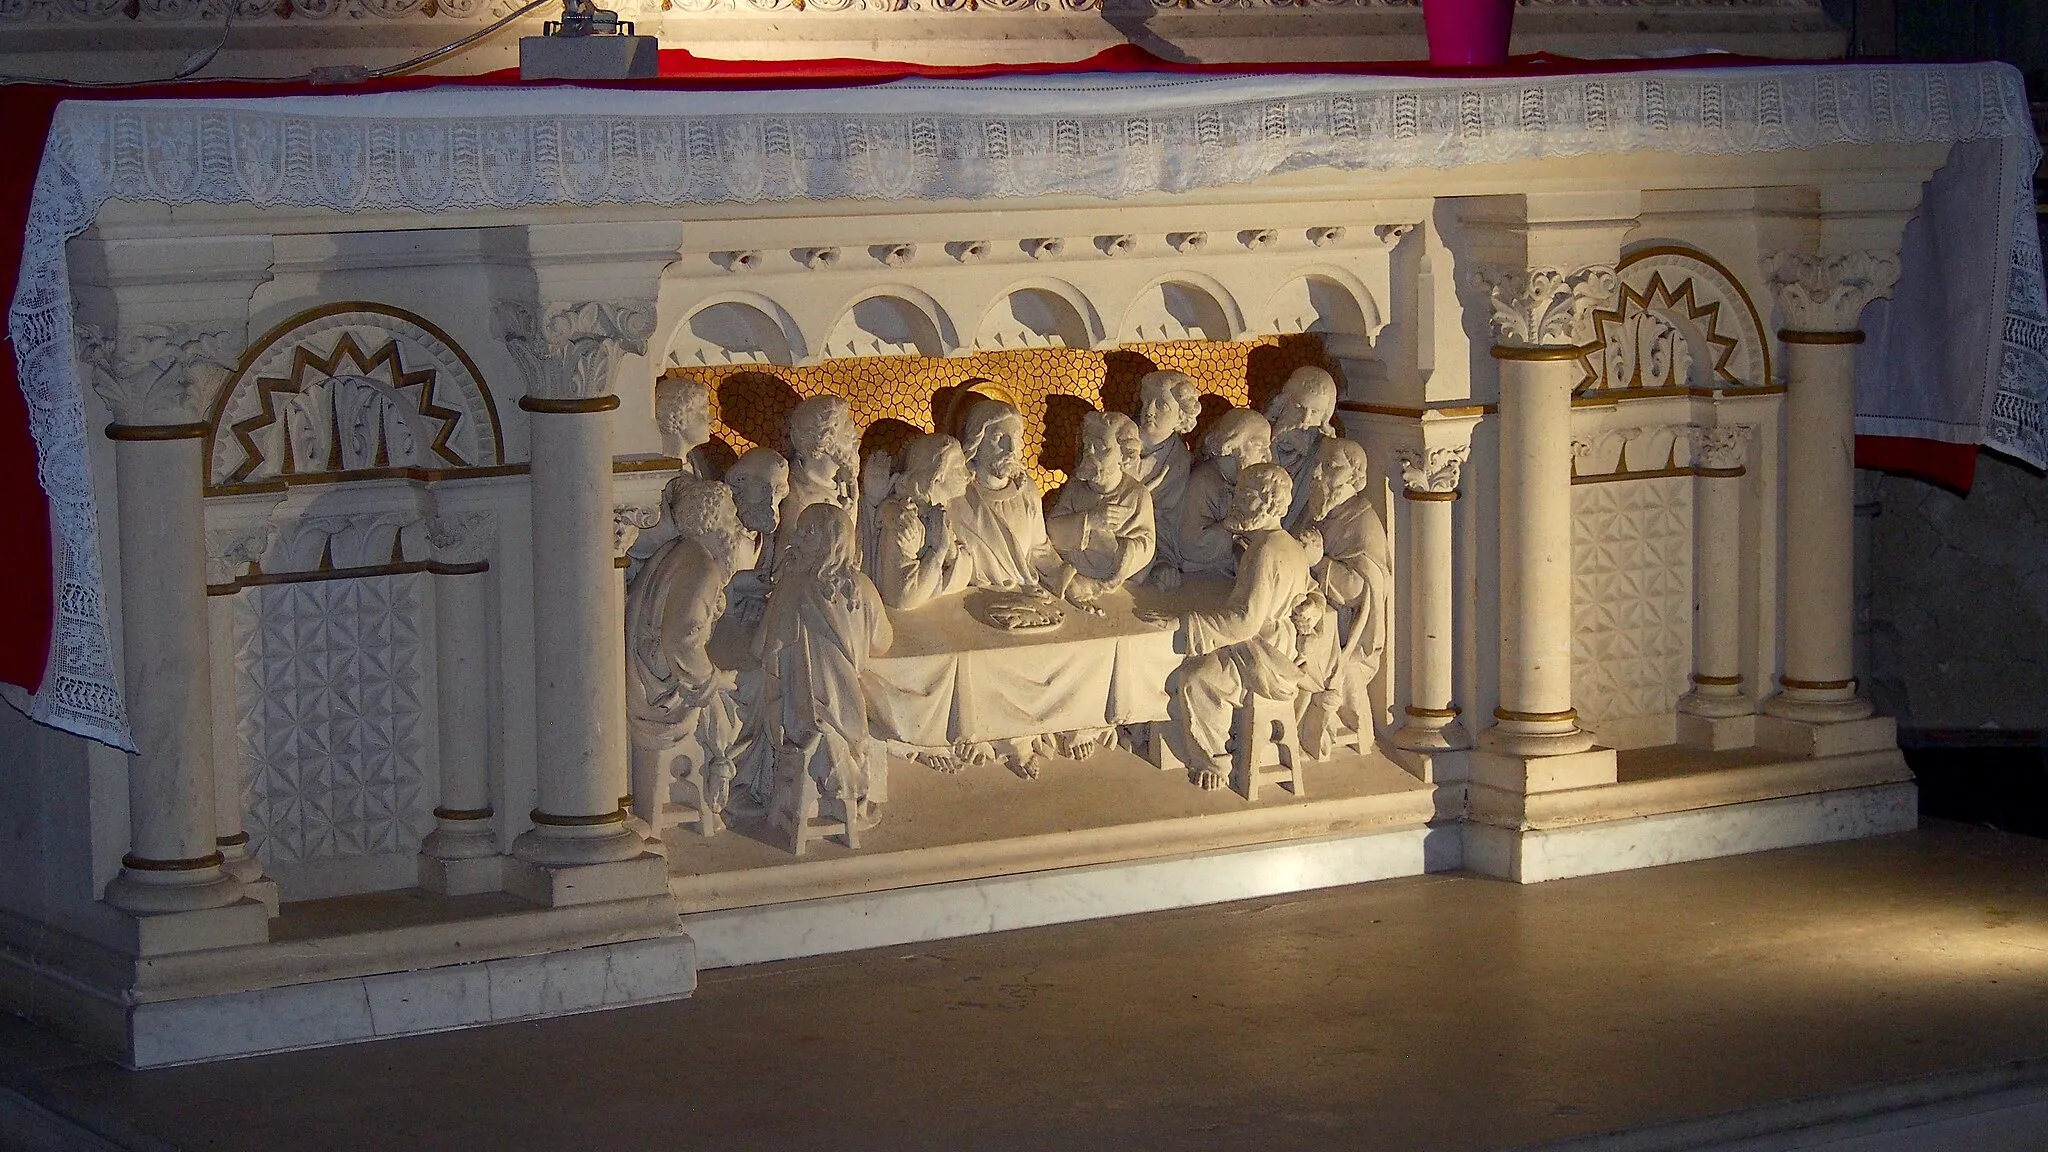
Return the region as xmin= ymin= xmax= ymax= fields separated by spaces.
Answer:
xmin=1587 ymin=244 xmax=1772 ymax=394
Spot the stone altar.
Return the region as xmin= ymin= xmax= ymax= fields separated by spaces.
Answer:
xmin=0 ymin=58 xmax=2036 ymax=1067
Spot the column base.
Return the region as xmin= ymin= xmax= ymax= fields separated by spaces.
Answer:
xmin=1677 ymin=710 xmax=1757 ymax=752
xmin=103 ymin=863 xmax=247 ymax=916
xmin=1677 ymin=688 xmax=1755 ymax=720
xmin=1763 ymin=685 xmax=1875 ymax=725
xmin=1471 ymin=747 xmax=1618 ymax=795
xmin=1755 ymin=714 xmax=1898 ymax=759
xmin=1481 ymin=715 xmax=1596 ymax=758
xmin=1392 ymin=714 xmax=1471 ymax=755
xmin=503 ymin=851 xmax=671 ymax=908
xmin=420 ymin=818 xmax=505 ymax=896
xmin=216 ymin=841 xmax=280 ymax=918
xmin=1386 ymin=747 xmax=1471 ymax=784
xmin=105 ymin=897 xmax=271 ymax=957
xmin=512 ymin=814 xmax=647 ymax=867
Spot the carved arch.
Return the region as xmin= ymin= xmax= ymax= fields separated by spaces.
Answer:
xmin=207 ymin=302 xmax=502 ymax=490
xmin=819 ymin=284 xmax=957 ymax=360
xmin=1256 ymin=265 xmax=1383 ymax=358
xmin=1590 ymin=244 xmax=1771 ymax=394
xmin=1117 ymin=272 xmax=1244 ymax=344
xmin=971 ymin=277 xmax=1105 ymax=352
xmin=666 ymin=292 xmax=806 ymax=368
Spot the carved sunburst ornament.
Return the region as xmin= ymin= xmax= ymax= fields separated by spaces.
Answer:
xmin=209 ymin=304 xmax=502 ymax=489
xmin=1588 ymin=247 xmax=1769 ymax=395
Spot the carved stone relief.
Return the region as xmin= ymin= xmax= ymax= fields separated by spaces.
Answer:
xmin=78 ymin=322 xmax=238 ymax=427
xmin=209 ymin=304 xmax=502 ymax=488
xmin=1763 ymin=251 xmax=1902 ymax=333
xmin=1590 ymin=246 xmax=1769 ymax=393
xmin=1472 ymin=264 xmax=1619 ymax=348
xmin=495 ymin=298 xmax=655 ymax=401
xmin=233 ymin=572 xmax=433 ymax=869
xmin=1571 ymin=476 xmax=1693 ymax=738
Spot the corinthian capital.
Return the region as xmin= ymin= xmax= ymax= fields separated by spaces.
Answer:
xmin=494 ymin=299 xmax=656 ymax=402
xmin=1395 ymin=445 xmax=1469 ymax=494
xmin=1688 ymin=424 xmax=1756 ymax=472
xmin=1763 ymin=251 xmax=1900 ymax=334
xmin=1470 ymin=265 xmax=1619 ymax=348
xmin=77 ymin=322 xmax=239 ymax=427
xmin=426 ymin=511 xmax=498 ymax=568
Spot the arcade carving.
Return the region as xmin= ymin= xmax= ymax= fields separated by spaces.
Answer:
xmin=626 ymin=366 xmax=1391 ymax=853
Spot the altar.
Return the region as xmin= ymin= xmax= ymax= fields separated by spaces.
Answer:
xmin=0 ymin=49 xmax=2040 ymax=1067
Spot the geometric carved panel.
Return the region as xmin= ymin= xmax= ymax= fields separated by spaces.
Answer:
xmin=1572 ymin=477 xmax=1694 ymax=734
xmin=233 ymin=573 xmax=431 ymax=866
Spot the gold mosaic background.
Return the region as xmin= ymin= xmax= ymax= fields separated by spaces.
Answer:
xmin=667 ymin=334 xmax=1340 ymax=492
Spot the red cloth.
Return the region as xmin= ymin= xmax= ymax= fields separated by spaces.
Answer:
xmin=0 ymin=47 xmax=1985 ymax=700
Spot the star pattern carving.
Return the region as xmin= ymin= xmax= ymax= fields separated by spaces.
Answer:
xmin=226 ymin=331 xmax=465 ymax=485
xmin=1571 ymin=477 xmax=1693 ymax=730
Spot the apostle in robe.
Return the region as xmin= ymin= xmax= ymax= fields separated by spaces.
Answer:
xmin=1047 ymin=410 xmax=1156 ymax=611
xmin=722 ymin=445 xmax=789 ymax=622
xmin=1130 ymin=370 xmax=1201 ymax=581
xmin=1142 ymin=463 xmax=1315 ymax=791
xmin=953 ymin=398 xmax=1059 ymax=592
xmin=1175 ymin=409 xmax=1272 ymax=582
xmin=874 ymin=433 xmax=976 ymax=610
xmin=655 ymin=377 xmax=723 ymax=481
xmin=1294 ymin=436 xmax=1392 ymax=756
xmin=758 ymin=504 xmax=895 ymax=844
xmin=774 ymin=394 xmax=860 ymax=564
xmin=1264 ymin=366 xmax=1339 ymax=529
xmin=625 ymin=479 xmax=751 ymax=816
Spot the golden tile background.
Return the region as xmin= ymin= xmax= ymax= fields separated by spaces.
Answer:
xmin=668 ymin=334 xmax=1340 ymax=491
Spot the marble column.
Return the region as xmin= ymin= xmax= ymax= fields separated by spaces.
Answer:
xmin=83 ymin=328 xmax=248 ymax=915
xmin=498 ymin=298 xmax=655 ymax=871
xmin=1762 ymin=252 xmax=1897 ymax=725
xmin=1679 ymin=425 xmax=1756 ymax=721
xmin=1475 ymin=265 xmax=1618 ymax=758
xmin=1392 ymin=444 xmax=1471 ymax=754
xmin=420 ymin=512 xmax=501 ymax=895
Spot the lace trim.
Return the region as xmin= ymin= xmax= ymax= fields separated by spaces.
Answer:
xmin=7 ymin=62 xmax=2040 ymax=749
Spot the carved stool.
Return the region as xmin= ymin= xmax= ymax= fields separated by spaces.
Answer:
xmin=785 ymin=771 xmax=859 ymax=857
xmin=1145 ymin=720 xmax=1183 ymax=772
xmin=631 ymin=743 xmax=720 ymax=840
xmin=1232 ymin=693 xmax=1306 ymax=802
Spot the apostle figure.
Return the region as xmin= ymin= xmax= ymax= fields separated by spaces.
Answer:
xmin=953 ymin=398 xmax=1058 ymax=592
xmin=1144 ymin=463 xmax=1316 ymax=791
xmin=655 ymin=377 xmax=722 ymax=480
xmin=874 ymin=433 xmax=976 ymax=610
xmin=1293 ymin=437 xmax=1393 ymax=755
xmin=1265 ymin=366 xmax=1339 ymax=528
xmin=1047 ymin=410 xmax=1156 ymax=611
xmin=722 ymin=445 xmax=789 ymax=620
xmin=626 ymin=479 xmax=750 ymax=819
xmin=1130 ymin=370 xmax=1201 ymax=580
xmin=759 ymin=504 xmax=895 ymax=847
xmin=1175 ymin=409 xmax=1272 ymax=582
xmin=775 ymin=395 xmax=860 ymax=563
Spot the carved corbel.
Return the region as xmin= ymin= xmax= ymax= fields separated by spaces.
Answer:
xmin=77 ymin=322 xmax=240 ymax=428
xmin=1394 ymin=444 xmax=1469 ymax=495
xmin=1471 ymin=264 xmax=1619 ymax=349
xmin=494 ymin=299 xmax=656 ymax=401
xmin=1762 ymin=251 xmax=1900 ymax=335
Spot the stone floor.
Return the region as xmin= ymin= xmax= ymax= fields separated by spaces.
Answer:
xmin=5 ymin=820 xmax=2048 ymax=1151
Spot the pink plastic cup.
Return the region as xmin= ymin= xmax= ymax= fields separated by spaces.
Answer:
xmin=1422 ymin=0 xmax=1515 ymax=68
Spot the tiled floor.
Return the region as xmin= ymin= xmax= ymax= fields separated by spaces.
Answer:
xmin=5 ymin=820 xmax=2048 ymax=1151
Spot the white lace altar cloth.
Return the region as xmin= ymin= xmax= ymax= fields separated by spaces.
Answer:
xmin=9 ymin=63 xmax=2043 ymax=749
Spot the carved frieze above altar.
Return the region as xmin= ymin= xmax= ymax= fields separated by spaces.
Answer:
xmin=208 ymin=303 xmax=502 ymax=489
xmin=1472 ymin=265 xmax=1620 ymax=349
xmin=78 ymin=322 xmax=238 ymax=427
xmin=1763 ymin=251 xmax=1902 ymax=334
xmin=495 ymin=299 xmax=655 ymax=401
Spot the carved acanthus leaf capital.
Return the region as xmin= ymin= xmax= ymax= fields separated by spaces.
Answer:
xmin=1471 ymin=264 xmax=1619 ymax=348
xmin=613 ymin=504 xmax=662 ymax=559
xmin=1763 ymin=251 xmax=1900 ymax=333
xmin=426 ymin=511 xmax=498 ymax=567
xmin=77 ymin=322 xmax=240 ymax=426
xmin=1689 ymin=424 xmax=1756 ymax=471
xmin=205 ymin=522 xmax=274 ymax=587
xmin=1395 ymin=444 xmax=1469 ymax=494
xmin=494 ymin=299 xmax=656 ymax=401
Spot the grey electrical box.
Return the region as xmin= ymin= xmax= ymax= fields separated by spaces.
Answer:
xmin=519 ymin=34 xmax=659 ymax=80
